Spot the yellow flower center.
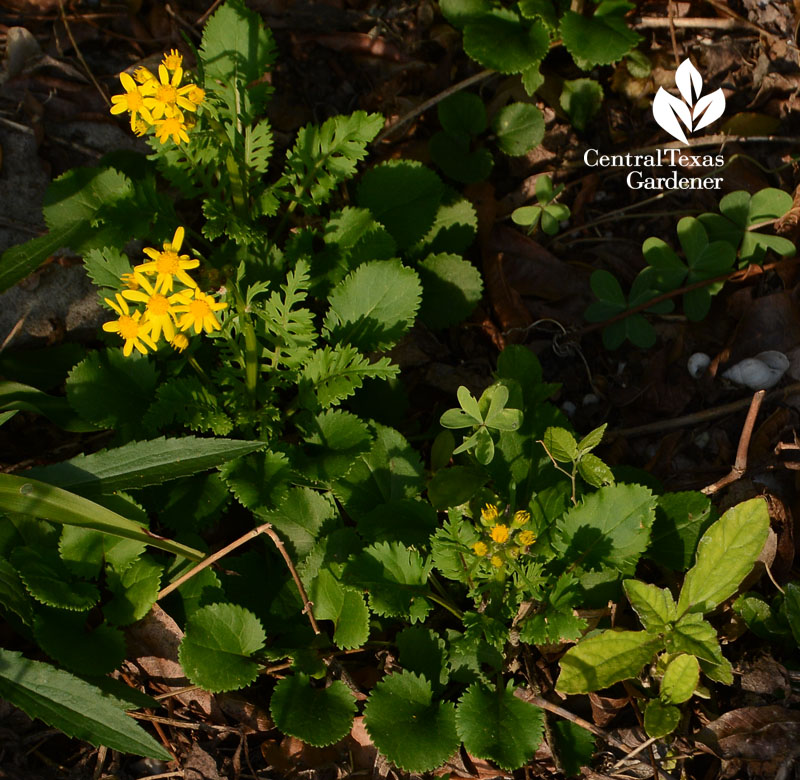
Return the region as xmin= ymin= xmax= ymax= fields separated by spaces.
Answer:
xmin=147 ymin=294 xmax=170 ymax=316
xmin=156 ymin=84 xmax=178 ymax=105
xmin=156 ymin=251 xmax=180 ymax=274
xmin=473 ymin=542 xmax=488 ymax=557
xmin=518 ymin=530 xmax=536 ymax=546
xmin=490 ymin=555 xmax=503 ymax=568
xmin=126 ymin=90 xmax=144 ymax=110
xmin=189 ymin=298 xmax=212 ymax=319
xmin=490 ymin=524 xmax=510 ymax=544
xmin=118 ymin=315 xmax=140 ymax=340
xmin=163 ymin=51 xmax=182 ymax=70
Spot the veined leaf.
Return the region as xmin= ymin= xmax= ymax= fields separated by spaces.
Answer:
xmin=0 ymin=473 xmax=203 ymax=561
xmin=660 ymin=654 xmax=699 ymax=704
xmin=623 ymin=580 xmax=676 ymax=632
xmin=556 ymin=630 xmax=663 ymax=694
xmin=0 ymin=649 xmax=171 ymax=760
xmin=643 ymin=699 xmax=680 ymax=739
xmin=26 ymin=437 xmax=264 ymax=496
xmin=677 ymin=497 xmax=769 ymax=616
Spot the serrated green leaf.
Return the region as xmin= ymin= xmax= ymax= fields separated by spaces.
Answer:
xmin=412 ymin=191 xmax=478 ymax=258
xmin=456 ymin=683 xmax=544 ymax=771
xmin=323 ymin=259 xmax=421 ymax=351
xmin=556 ymin=630 xmax=662 ymax=694
xmin=677 ymin=498 xmax=769 ymax=615
xmin=258 ymin=487 xmax=337 ymax=560
xmin=357 ymin=160 xmax=444 ymax=249
xmin=219 ymin=450 xmax=291 ymax=511
xmin=83 ymin=247 xmax=132 ymax=291
xmin=427 ymin=465 xmax=488 ymax=510
xmin=463 ymin=10 xmax=550 ymax=74
xmin=0 ymin=555 xmax=34 ymax=624
xmin=0 ymin=473 xmax=203 ymax=561
xmin=578 ymin=424 xmax=607 ymax=452
xmin=270 ymin=675 xmax=356 ymax=747
xmin=66 ymin=349 xmax=157 ymax=435
xmin=560 ymin=8 xmax=641 ymax=69
xmin=308 ymin=569 xmax=369 ymax=650
xmin=519 ymin=0 xmax=558 ymax=27
xmin=438 ymin=91 xmax=487 ymax=138
xmin=27 ymin=437 xmax=264 ymax=496
xmin=429 ymin=132 xmax=493 ymax=184
xmin=648 ymin=491 xmax=715 ymax=571
xmin=364 ymin=671 xmax=460 ymax=772
xmin=33 ymin=610 xmax=126 ymax=676
xmin=577 ymin=453 xmax=614 ymax=487
xmin=10 ymin=547 xmax=99 ymax=611
xmin=280 ymin=112 xmax=383 ymax=211
xmin=559 ymin=78 xmax=603 ymax=131
xmin=179 ymin=603 xmax=266 ymax=693
xmin=554 ymin=484 xmax=656 ymax=574
xmin=60 ymin=524 xmax=145 ymax=579
xmin=104 ymin=555 xmax=163 ymax=626
xmin=244 ymin=118 xmax=273 ymax=175
xmin=552 ymin=720 xmax=596 ymax=777
xmin=440 ymin=0 xmax=491 ymax=26
xmin=397 ymin=626 xmax=449 ymax=689
xmin=493 ymin=102 xmax=544 ymax=156
xmin=543 ymin=426 xmax=578 ymax=462
xmin=0 ymin=649 xmax=172 ymax=760
xmin=666 ymin=614 xmax=726 ymax=669
xmin=623 ymin=580 xmax=676 ymax=632
xmin=661 ymin=654 xmax=699 ymax=704
xmin=142 ymin=376 xmax=234 ymax=436
xmin=643 ymin=699 xmax=680 ymax=739
xmin=294 ymin=410 xmax=373 ymax=484
xmin=346 ymin=541 xmax=431 ymax=622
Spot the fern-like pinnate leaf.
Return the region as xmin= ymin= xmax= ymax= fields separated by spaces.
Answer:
xmin=300 ymin=345 xmax=398 ymax=408
xmin=276 ymin=112 xmax=383 ymax=212
xmin=244 ymin=119 xmax=274 ymax=175
xmin=256 ymin=260 xmax=317 ymax=370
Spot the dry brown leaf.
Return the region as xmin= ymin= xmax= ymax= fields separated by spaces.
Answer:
xmin=695 ymin=705 xmax=800 ymax=761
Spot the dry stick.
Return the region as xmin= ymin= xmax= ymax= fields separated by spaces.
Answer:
xmin=702 ymin=389 xmax=765 ymax=495
xmin=610 ymin=736 xmax=660 ymax=771
xmin=635 ymin=16 xmax=755 ymax=29
xmin=157 ymin=522 xmax=273 ymax=600
xmin=56 ymin=0 xmax=110 ymax=107
xmin=196 ymin=0 xmax=225 ymax=27
xmin=373 ymin=69 xmax=494 ymax=144
xmin=613 ymin=381 xmax=800 ymax=440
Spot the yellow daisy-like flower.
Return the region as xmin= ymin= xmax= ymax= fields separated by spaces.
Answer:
xmin=102 ymin=293 xmax=157 ymax=356
xmin=490 ymin=524 xmax=510 ymax=544
xmin=109 ymin=72 xmax=153 ymax=127
xmin=143 ymin=64 xmax=196 ymax=119
xmin=473 ymin=541 xmax=489 ymax=557
xmin=131 ymin=118 xmax=150 ymax=136
xmin=154 ymin=114 xmax=191 ymax=145
xmin=481 ymin=503 xmax=500 ymax=525
xmin=518 ymin=530 xmax=536 ymax=546
xmin=173 ymin=287 xmax=228 ymax=335
xmin=185 ymin=84 xmax=205 ymax=107
xmin=512 ymin=510 xmax=530 ymax=527
xmin=134 ymin=66 xmax=155 ymax=85
xmin=120 ymin=272 xmax=140 ymax=290
xmin=490 ymin=555 xmax=503 ymax=568
xmin=170 ymin=333 xmax=190 ymax=352
xmin=162 ymin=48 xmax=183 ymax=71
xmin=137 ymin=227 xmax=199 ymax=292
xmin=121 ymin=275 xmax=183 ymax=342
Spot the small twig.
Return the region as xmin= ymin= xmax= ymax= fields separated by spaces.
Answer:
xmin=137 ymin=773 xmax=184 ymax=780
xmin=129 ymin=712 xmax=236 ymax=732
xmin=373 ymin=69 xmax=494 ymax=144
xmin=612 ymin=381 xmax=800 ymax=439
xmin=157 ymin=523 xmax=273 ymax=600
xmin=702 ymin=390 xmax=765 ymax=495
xmin=57 ymin=0 xmax=110 ymax=107
xmin=195 ymin=0 xmax=225 ymax=27
xmin=765 ymin=562 xmax=785 ymax=595
xmin=635 ymin=16 xmax=755 ymax=30
xmin=1 ymin=317 xmax=26 ymax=354
xmin=610 ymin=735 xmax=660 ymax=771
xmin=152 ymin=684 xmax=200 ymax=701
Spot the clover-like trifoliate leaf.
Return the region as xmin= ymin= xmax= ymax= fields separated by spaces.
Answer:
xmin=363 ymin=671 xmax=460 ymax=772
xmin=270 ymin=674 xmax=356 ymax=747
xmin=357 ymin=160 xmax=444 ymax=249
xmin=179 ymin=603 xmax=266 ymax=693
xmin=456 ymin=682 xmax=544 ymax=770
xmin=33 ymin=609 xmax=126 ymax=676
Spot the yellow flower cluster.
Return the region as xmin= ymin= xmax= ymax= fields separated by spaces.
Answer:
xmin=103 ymin=227 xmax=227 ymax=356
xmin=110 ymin=50 xmax=205 ymax=144
xmin=472 ymin=504 xmax=535 ymax=569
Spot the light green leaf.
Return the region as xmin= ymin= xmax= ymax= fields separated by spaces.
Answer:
xmin=308 ymin=569 xmax=369 ymax=650
xmin=258 ymin=487 xmax=337 ymax=560
xmin=179 ymin=603 xmax=266 ymax=693
xmin=643 ymin=699 xmax=680 ymax=739
xmin=556 ymin=630 xmax=662 ymax=694
xmin=463 ymin=9 xmax=550 ymax=74
xmin=0 ymin=473 xmax=203 ymax=561
xmin=577 ymin=453 xmax=615 ymax=488
xmin=439 ymin=0 xmax=491 ymax=26
xmin=677 ymin=498 xmax=769 ymax=615
xmin=26 ymin=437 xmax=264 ymax=496
xmin=457 ymin=385 xmax=482 ymax=421
xmin=83 ymin=247 xmax=132 ymax=292
xmin=324 ymin=260 xmax=422 ymax=351
xmin=357 ymin=161 xmax=444 ymax=249
xmin=0 ymin=649 xmax=172 ymax=759
xmin=578 ymin=424 xmax=607 ymax=452
xmin=456 ymin=682 xmax=544 ymax=770
xmin=560 ymin=8 xmax=641 ymax=69
xmin=553 ymin=484 xmax=656 ymax=574
xmin=417 ymin=253 xmax=483 ymax=329
xmin=363 ymin=671 xmax=460 ymax=772
xmin=492 ymin=102 xmax=544 ymax=156
xmin=543 ymin=427 xmax=578 ymax=462
xmin=661 ymin=654 xmax=699 ymax=704
xmin=412 ymin=191 xmax=478 ymax=257
xmin=270 ymin=675 xmax=356 ymax=747
xmin=11 ymin=547 xmax=99 ymax=611
xmin=60 ymin=524 xmax=145 ymax=579
xmin=559 ymin=78 xmax=603 ymax=131
xmin=623 ymin=580 xmax=676 ymax=632
xmin=667 ymin=614 xmax=728 ymax=673
xmin=104 ymin=555 xmax=163 ymax=626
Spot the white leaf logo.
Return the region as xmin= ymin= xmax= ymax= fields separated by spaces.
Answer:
xmin=652 ymin=59 xmax=726 ymax=143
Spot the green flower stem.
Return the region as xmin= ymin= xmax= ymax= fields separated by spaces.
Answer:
xmin=230 ymin=282 xmax=259 ymax=404
xmin=427 ymin=592 xmax=464 ymax=621
xmin=207 ymin=116 xmax=247 ymax=218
